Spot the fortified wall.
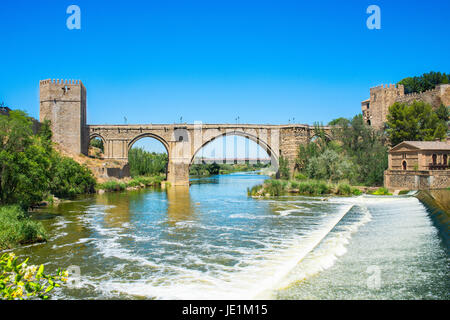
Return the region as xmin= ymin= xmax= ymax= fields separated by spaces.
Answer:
xmin=361 ymin=83 xmax=450 ymax=130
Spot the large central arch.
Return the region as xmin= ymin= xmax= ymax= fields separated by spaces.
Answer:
xmin=190 ymin=130 xmax=279 ymax=169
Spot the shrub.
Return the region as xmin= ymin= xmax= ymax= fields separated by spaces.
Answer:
xmin=290 ymin=181 xmax=300 ymax=189
xmin=336 ymin=183 xmax=362 ymax=196
xmin=337 ymin=183 xmax=352 ymax=196
xmin=294 ymin=173 xmax=307 ymax=181
xmin=265 ymin=179 xmax=287 ymax=196
xmin=372 ymin=187 xmax=392 ymax=195
xmin=0 ymin=206 xmax=46 ymax=250
xmin=278 ymin=156 xmax=290 ymax=180
xmin=50 ymin=156 xmax=96 ymax=198
xmin=0 ymin=252 xmax=67 ymax=300
xmin=97 ymin=181 xmax=126 ymax=192
xmin=247 ymin=184 xmax=263 ymax=196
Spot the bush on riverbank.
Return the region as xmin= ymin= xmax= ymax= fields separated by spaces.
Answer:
xmin=0 ymin=206 xmax=46 ymax=250
xmin=369 ymin=187 xmax=392 ymax=195
xmin=0 ymin=110 xmax=96 ymax=208
xmin=50 ymin=156 xmax=96 ymax=198
xmin=248 ymin=179 xmax=361 ymax=197
xmin=96 ymin=175 xmax=164 ymax=192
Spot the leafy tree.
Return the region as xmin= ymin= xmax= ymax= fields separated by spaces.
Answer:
xmin=50 ymin=156 xmax=96 ymax=198
xmin=306 ymin=149 xmax=356 ymax=183
xmin=328 ymin=117 xmax=350 ymax=126
xmin=0 ymin=111 xmax=50 ymax=207
xmin=436 ymin=103 xmax=449 ymax=122
xmin=0 ymin=110 xmax=96 ymax=208
xmin=278 ymin=155 xmax=290 ymax=180
xmin=331 ymin=114 xmax=388 ymax=186
xmin=397 ymin=71 xmax=449 ymax=94
xmin=128 ymin=148 xmax=168 ymax=177
xmin=386 ymin=101 xmax=447 ymax=145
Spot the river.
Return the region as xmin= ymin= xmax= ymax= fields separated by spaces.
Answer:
xmin=11 ymin=173 xmax=449 ymax=300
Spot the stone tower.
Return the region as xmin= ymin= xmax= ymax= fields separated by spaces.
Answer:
xmin=39 ymin=79 xmax=88 ymax=155
xmin=361 ymin=84 xmax=405 ymax=130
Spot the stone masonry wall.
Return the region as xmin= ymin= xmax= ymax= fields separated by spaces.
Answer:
xmin=384 ymin=170 xmax=450 ymax=190
xmin=362 ymin=84 xmax=450 ymax=129
xmin=40 ymin=79 xmax=88 ymax=155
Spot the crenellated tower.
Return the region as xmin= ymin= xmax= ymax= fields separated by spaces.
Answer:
xmin=39 ymin=79 xmax=88 ymax=155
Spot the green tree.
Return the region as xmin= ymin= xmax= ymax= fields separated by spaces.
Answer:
xmin=0 ymin=110 xmax=96 ymax=208
xmin=278 ymin=155 xmax=290 ymax=180
xmin=128 ymin=148 xmax=168 ymax=177
xmin=50 ymin=156 xmax=96 ymax=198
xmin=306 ymin=149 xmax=356 ymax=183
xmin=398 ymin=71 xmax=449 ymax=94
xmin=328 ymin=117 xmax=350 ymax=126
xmin=0 ymin=111 xmax=51 ymax=207
xmin=332 ymin=114 xmax=388 ymax=186
xmin=386 ymin=101 xmax=447 ymax=145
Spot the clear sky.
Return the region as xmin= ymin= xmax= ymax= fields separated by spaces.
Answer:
xmin=1 ymin=0 xmax=449 ymax=154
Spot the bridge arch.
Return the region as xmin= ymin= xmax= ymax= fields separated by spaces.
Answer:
xmin=190 ymin=130 xmax=278 ymax=168
xmin=89 ymin=133 xmax=106 ymax=145
xmin=128 ymin=133 xmax=170 ymax=154
xmin=127 ymin=133 xmax=170 ymax=179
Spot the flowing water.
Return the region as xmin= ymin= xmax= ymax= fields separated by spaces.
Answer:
xmin=9 ymin=173 xmax=449 ymax=299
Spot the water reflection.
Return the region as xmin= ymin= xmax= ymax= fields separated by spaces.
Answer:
xmin=96 ymin=192 xmax=132 ymax=228
xmin=166 ymin=185 xmax=196 ymax=226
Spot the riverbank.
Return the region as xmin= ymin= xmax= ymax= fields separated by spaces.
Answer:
xmin=247 ymin=178 xmax=386 ymax=197
xmin=96 ymin=175 xmax=166 ymax=193
xmin=415 ymin=189 xmax=450 ymax=247
xmin=0 ymin=206 xmax=46 ymax=250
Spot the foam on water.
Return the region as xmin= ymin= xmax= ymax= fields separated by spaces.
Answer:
xmin=73 ymin=198 xmax=370 ymax=300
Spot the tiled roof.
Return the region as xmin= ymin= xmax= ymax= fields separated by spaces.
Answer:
xmin=391 ymin=141 xmax=450 ymax=151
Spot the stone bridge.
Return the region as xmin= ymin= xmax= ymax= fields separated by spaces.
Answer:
xmin=39 ymin=79 xmax=331 ymax=185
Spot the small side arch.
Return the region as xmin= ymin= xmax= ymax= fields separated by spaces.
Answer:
xmin=89 ymin=133 xmax=106 ymax=145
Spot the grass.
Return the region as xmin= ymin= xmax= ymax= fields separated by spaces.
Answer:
xmin=0 ymin=206 xmax=47 ymax=250
xmin=248 ymin=179 xmax=362 ymax=197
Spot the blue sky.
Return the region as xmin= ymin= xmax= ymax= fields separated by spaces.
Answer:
xmin=1 ymin=0 xmax=449 ymax=154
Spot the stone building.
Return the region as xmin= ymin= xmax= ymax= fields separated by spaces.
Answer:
xmin=384 ymin=140 xmax=450 ymax=190
xmin=361 ymin=83 xmax=450 ymax=130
